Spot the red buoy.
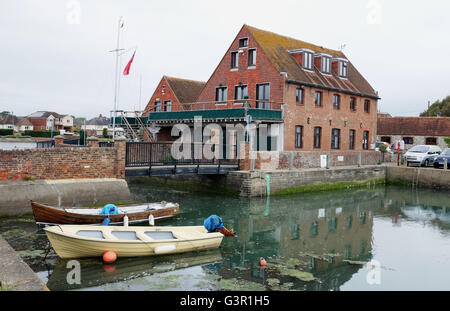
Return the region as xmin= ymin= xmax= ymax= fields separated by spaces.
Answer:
xmin=260 ymin=257 xmax=267 ymax=266
xmin=103 ymin=251 xmax=117 ymax=263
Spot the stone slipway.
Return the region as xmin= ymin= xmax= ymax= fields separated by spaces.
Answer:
xmin=0 ymin=178 xmax=132 ymax=215
xmin=0 ymin=237 xmax=48 ymax=291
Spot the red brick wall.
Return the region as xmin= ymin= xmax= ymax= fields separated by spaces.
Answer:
xmin=283 ymin=83 xmax=378 ymax=151
xmin=0 ymin=144 xmax=125 ymax=181
xmin=143 ymin=77 xmax=182 ymax=116
xmin=197 ymin=26 xmax=285 ymax=108
xmin=28 ymin=118 xmax=47 ymax=131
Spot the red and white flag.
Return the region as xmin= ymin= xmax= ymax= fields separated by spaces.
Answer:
xmin=123 ymin=51 xmax=136 ymax=76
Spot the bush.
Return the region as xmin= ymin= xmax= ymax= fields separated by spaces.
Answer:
xmin=0 ymin=129 xmax=14 ymax=136
xmin=445 ymin=137 xmax=450 ymax=148
xmin=24 ymin=130 xmax=60 ymax=138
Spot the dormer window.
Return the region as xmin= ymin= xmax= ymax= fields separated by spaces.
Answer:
xmin=338 ymin=60 xmax=348 ymax=78
xmin=303 ymin=51 xmax=313 ymax=70
xmin=321 ymin=55 xmax=331 ymax=74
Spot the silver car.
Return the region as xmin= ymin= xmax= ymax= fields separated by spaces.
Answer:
xmin=404 ymin=145 xmax=442 ymax=167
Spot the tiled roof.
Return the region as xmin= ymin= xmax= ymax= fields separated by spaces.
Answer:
xmin=165 ymin=76 xmax=206 ymax=104
xmin=377 ymin=117 xmax=450 ymax=136
xmin=27 ymin=111 xmax=64 ymax=118
xmin=0 ymin=114 xmax=19 ymax=125
xmin=86 ymin=116 xmax=110 ymax=126
xmin=245 ymin=25 xmax=378 ymax=98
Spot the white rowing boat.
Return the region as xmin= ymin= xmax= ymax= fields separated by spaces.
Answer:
xmin=44 ymin=225 xmax=224 ymax=259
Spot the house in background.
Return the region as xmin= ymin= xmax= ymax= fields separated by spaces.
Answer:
xmin=377 ymin=116 xmax=450 ymax=150
xmin=0 ymin=114 xmax=19 ymax=132
xmin=143 ymin=76 xmax=206 ymax=141
xmin=144 ymin=25 xmax=379 ymax=152
xmin=17 ymin=117 xmax=34 ymax=132
xmin=27 ymin=111 xmax=74 ymax=133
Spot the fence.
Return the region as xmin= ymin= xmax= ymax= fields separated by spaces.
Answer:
xmin=125 ymin=142 xmax=239 ymax=168
xmin=36 ymin=140 xmax=55 ymax=149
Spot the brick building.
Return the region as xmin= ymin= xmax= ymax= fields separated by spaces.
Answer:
xmin=27 ymin=111 xmax=74 ymax=132
xmin=144 ymin=25 xmax=379 ymax=153
xmin=377 ymin=116 xmax=450 ymax=150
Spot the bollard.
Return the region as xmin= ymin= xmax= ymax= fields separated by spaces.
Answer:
xmin=445 ymin=158 xmax=448 ymax=170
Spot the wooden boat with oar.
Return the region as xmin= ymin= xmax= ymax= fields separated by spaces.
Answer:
xmin=31 ymin=201 xmax=180 ymax=227
xmin=44 ymin=225 xmax=224 ymax=259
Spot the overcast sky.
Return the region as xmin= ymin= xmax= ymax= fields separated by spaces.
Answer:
xmin=1 ymin=0 xmax=449 ymax=119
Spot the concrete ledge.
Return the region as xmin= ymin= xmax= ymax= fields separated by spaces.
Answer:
xmin=387 ymin=166 xmax=450 ymax=190
xmin=0 ymin=237 xmax=48 ymax=291
xmin=0 ymin=178 xmax=132 ymax=215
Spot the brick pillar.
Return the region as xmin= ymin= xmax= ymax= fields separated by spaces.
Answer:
xmin=87 ymin=136 xmax=99 ymax=148
xmin=114 ymin=136 xmax=127 ymax=179
xmin=239 ymin=142 xmax=251 ymax=171
xmin=53 ymin=135 xmax=64 ymax=145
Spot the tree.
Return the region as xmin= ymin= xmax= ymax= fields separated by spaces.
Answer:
xmin=420 ymin=96 xmax=450 ymax=117
xmin=379 ymin=143 xmax=388 ymax=162
xmin=103 ymin=127 xmax=108 ymax=138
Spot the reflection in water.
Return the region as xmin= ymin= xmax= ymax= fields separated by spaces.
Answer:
xmin=40 ymin=184 xmax=450 ymax=291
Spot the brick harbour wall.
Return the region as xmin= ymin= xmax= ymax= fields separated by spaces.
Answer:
xmin=229 ymin=166 xmax=387 ymax=197
xmin=240 ymin=149 xmax=382 ymax=170
xmin=0 ymin=138 xmax=126 ymax=181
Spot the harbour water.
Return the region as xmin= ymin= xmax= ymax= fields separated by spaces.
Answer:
xmin=0 ymin=141 xmax=36 ymax=150
xmin=1 ymin=184 xmax=450 ymax=291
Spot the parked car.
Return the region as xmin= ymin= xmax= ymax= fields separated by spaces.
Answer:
xmin=404 ymin=145 xmax=442 ymax=167
xmin=433 ymin=148 xmax=450 ymax=169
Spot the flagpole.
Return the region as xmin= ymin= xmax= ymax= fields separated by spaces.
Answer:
xmin=112 ymin=16 xmax=123 ymax=140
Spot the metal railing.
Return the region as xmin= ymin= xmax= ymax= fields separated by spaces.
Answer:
xmin=99 ymin=141 xmax=115 ymax=148
xmin=144 ymin=99 xmax=283 ymax=114
xmin=125 ymin=142 xmax=240 ymax=169
xmin=63 ymin=139 xmax=79 ymax=145
xmin=36 ymin=140 xmax=55 ymax=149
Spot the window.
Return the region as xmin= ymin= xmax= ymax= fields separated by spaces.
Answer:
xmin=248 ymin=49 xmax=256 ymax=67
xmin=155 ymin=100 xmax=161 ymax=112
xmin=331 ymin=128 xmax=340 ymax=149
xmin=350 ymin=97 xmax=356 ymax=111
xmin=364 ymin=100 xmax=370 ymax=113
xmin=215 ymin=87 xmax=227 ymax=105
xmin=303 ymin=52 xmax=313 ymax=70
xmin=333 ymin=94 xmax=340 ymax=109
xmin=322 ymin=56 xmax=331 ymax=74
xmin=315 ymin=91 xmax=322 ymax=107
xmin=363 ymin=131 xmax=369 ymax=150
xmin=349 ymin=130 xmax=356 ymax=150
xmin=314 ymin=127 xmax=322 ymax=148
xmin=239 ymin=38 xmax=248 ymax=48
xmin=296 ymin=88 xmax=304 ymax=105
xmin=295 ymin=125 xmax=303 ymax=148
xmin=164 ymin=100 xmax=172 ymax=112
xmin=256 ymin=83 xmax=270 ymax=109
xmin=381 ymin=136 xmax=391 ymax=144
xmin=403 ymin=137 xmax=414 ymax=144
xmin=339 ymin=61 xmax=348 ymax=78
xmin=426 ymin=137 xmax=437 ymax=145
xmin=234 ymin=85 xmax=248 ymax=104
xmin=231 ymin=52 xmax=239 ymax=69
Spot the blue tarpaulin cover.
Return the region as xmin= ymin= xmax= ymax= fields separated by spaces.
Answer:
xmin=100 ymin=204 xmax=119 ymax=215
xmin=204 ymin=215 xmax=225 ymax=232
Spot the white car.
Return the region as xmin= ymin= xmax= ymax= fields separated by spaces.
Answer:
xmin=404 ymin=145 xmax=442 ymax=167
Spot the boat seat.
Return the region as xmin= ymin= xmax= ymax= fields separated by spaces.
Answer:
xmin=77 ymin=230 xmax=105 ymax=239
xmin=111 ymin=231 xmax=139 ymax=240
xmin=144 ymin=231 xmax=177 ymax=240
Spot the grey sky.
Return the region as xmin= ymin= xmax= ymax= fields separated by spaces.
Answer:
xmin=1 ymin=0 xmax=449 ymax=119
